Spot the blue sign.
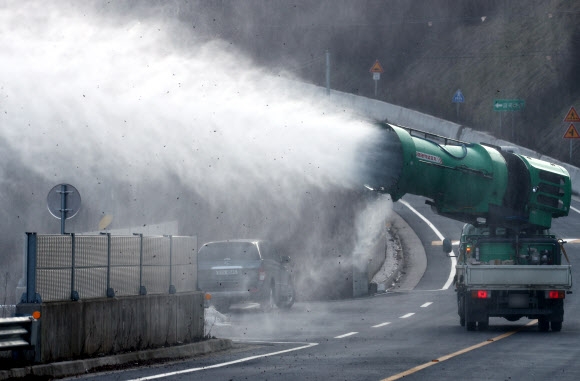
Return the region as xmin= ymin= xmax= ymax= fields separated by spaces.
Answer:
xmin=452 ymin=89 xmax=465 ymax=103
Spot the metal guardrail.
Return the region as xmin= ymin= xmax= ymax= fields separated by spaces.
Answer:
xmin=0 ymin=316 xmax=38 ymax=351
xmin=0 ymin=305 xmax=15 ymax=319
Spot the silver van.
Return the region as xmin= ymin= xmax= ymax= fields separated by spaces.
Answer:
xmin=197 ymin=239 xmax=295 ymax=310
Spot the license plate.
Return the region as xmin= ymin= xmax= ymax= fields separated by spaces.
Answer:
xmin=216 ymin=269 xmax=238 ymax=275
xmin=508 ymin=294 xmax=528 ymax=308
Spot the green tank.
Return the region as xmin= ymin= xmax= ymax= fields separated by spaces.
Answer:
xmin=364 ymin=123 xmax=571 ymax=229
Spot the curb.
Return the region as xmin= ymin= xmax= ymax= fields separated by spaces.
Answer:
xmin=370 ymin=212 xmax=427 ymax=293
xmin=391 ymin=211 xmax=428 ymax=291
xmin=0 ymin=338 xmax=232 ymax=380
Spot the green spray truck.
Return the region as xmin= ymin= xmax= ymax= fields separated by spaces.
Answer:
xmin=365 ymin=123 xmax=572 ymax=331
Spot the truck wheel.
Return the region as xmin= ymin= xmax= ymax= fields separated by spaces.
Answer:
xmin=551 ymin=321 xmax=562 ymax=332
xmin=458 ymin=296 xmax=465 ymax=327
xmin=538 ymin=318 xmax=549 ymax=332
xmin=464 ymin=297 xmax=476 ymax=331
xmin=477 ymin=320 xmax=488 ymax=331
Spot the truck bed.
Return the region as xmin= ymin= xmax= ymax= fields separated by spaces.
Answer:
xmin=456 ymin=265 xmax=572 ymax=289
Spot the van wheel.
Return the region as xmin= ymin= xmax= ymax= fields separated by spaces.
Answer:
xmin=262 ymin=284 xmax=275 ymax=312
xmin=277 ymin=285 xmax=295 ymax=310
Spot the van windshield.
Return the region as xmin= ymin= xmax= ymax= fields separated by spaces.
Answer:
xmin=198 ymin=242 xmax=260 ymax=261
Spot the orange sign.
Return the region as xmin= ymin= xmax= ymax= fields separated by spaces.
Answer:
xmin=369 ymin=60 xmax=384 ymax=73
xmin=563 ymin=124 xmax=580 ymax=139
xmin=564 ymin=107 xmax=580 ymax=122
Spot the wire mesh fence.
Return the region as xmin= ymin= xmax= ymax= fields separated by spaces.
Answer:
xmin=22 ymin=233 xmax=197 ymax=303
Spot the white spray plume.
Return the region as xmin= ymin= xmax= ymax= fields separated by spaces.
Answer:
xmin=0 ymin=1 xmax=396 ymax=302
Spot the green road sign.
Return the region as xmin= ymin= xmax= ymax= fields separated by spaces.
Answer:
xmin=493 ymin=99 xmax=525 ymax=111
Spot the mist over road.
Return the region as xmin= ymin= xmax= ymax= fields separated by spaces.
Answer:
xmin=0 ymin=1 xmax=399 ymax=303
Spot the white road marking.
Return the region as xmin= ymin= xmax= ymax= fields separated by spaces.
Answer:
xmin=126 ymin=342 xmax=319 ymax=380
xmin=372 ymin=322 xmax=392 ymax=328
xmin=334 ymin=332 xmax=358 ymax=338
xmin=571 ymin=205 xmax=580 ymax=214
xmin=239 ymin=303 xmax=261 ymax=309
xmin=420 ymin=302 xmax=432 ymax=308
xmin=399 ymin=199 xmax=457 ymax=290
xmin=432 ymin=240 xmax=459 ymax=246
xmin=400 ymin=313 xmax=415 ymax=318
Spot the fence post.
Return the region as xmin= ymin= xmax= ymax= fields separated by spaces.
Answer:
xmin=100 ymin=233 xmax=115 ymax=297
xmin=23 ymin=233 xmax=41 ymax=304
xmin=70 ymin=233 xmax=79 ymax=301
xmin=134 ymin=233 xmax=147 ymax=295
xmin=166 ymin=235 xmax=176 ymax=294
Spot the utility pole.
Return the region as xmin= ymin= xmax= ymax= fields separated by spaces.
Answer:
xmin=325 ymin=50 xmax=330 ymax=96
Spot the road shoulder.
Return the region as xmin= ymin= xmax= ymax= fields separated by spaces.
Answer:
xmin=378 ymin=212 xmax=427 ymax=292
xmin=0 ymin=339 xmax=232 ymax=380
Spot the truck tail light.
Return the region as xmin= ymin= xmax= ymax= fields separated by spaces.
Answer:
xmin=258 ymin=266 xmax=266 ymax=281
xmin=471 ymin=290 xmax=490 ymax=299
xmin=546 ymin=290 xmax=565 ymax=299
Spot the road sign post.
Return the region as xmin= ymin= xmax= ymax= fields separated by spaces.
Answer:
xmin=47 ymin=183 xmax=81 ymax=234
xmin=563 ymin=107 xmax=580 ymax=163
xmin=452 ymin=89 xmax=465 ymax=120
xmin=493 ymin=99 xmax=525 ymax=141
xmin=369 ymin=60 xmax=384 ymax=97
xmin=325 ymin=50 xmax=330 ymax=96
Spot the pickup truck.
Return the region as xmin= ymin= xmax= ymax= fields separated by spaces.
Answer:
xmin=452 ymin=224 xmax=572 ymax=332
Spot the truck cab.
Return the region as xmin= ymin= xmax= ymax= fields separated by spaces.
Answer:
xmin=457 ymin=224 xmax=561 ymax=266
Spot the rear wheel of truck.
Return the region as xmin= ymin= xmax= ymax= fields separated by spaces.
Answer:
xmin=463 ymin=295 xmax=478 ymax=331
xmin=464 ymin=296 xmax=476 ymax=331
xmin=538 ymin=318 xmax=549 ymax=332
xmin=477 ymin=319 xmax=488 ymax=331
xmin=458 ymin=295 xmax=465 ymax=327
xmin=550 ymin=321 xmax=562 ymax=332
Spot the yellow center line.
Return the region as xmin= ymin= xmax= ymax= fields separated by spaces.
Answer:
xmin=380 ymin=320 xmax=537 ymax=381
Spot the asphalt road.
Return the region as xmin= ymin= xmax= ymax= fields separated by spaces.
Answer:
xmin=65 ymin=195 xmax=580 ymax=381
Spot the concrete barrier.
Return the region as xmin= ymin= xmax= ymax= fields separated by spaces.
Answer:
xmin=17 ymin=292 xmax=205 ymax=363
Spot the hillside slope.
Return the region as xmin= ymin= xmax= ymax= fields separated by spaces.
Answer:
xmin=161 ymin=0 xmax=580 ymax=165
xmin=381 ymin=0 xmax=580 ymax=165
